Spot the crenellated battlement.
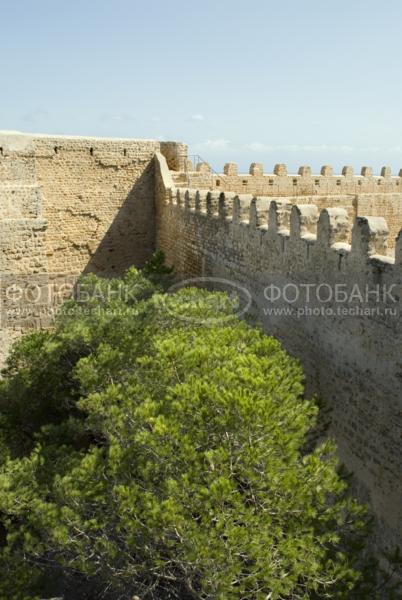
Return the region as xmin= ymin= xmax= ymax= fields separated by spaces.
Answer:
xmin=179 ymin=160 xmax=402 ymax=195
xmin=155 ymin=144 xmax=402 ymax=284
xmin=173 ymin=161 xmax=402 ymax=251
xmin=167 ymin=186 xmax=400 ymax=276
xmin=155 ymin=150 xmax=402 ymax=555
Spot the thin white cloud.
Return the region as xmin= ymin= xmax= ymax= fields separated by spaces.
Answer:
xmin=99 ymin=113 xmax=135 ymax=122
xmin=249 ymin=144 xmax=387 ymax=153
xmin=245 ymin=142 xmax=275 ymax=152
xmin=191 ymin=140 xmax=401 ymax=157
xmin=190 ymin=114 xmax=204 ymax=121
xmin=21 ymin=108 xmax=48 ymax=123
xmin=195 ymin=138 xmax=230 ymax=150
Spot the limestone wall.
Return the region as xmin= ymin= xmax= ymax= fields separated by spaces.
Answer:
xmin=0 ymin=132 xmax=186 ymax=363
xmin=182 ymin=161 xmax=402 ymax=195
xmin=357 ymin=193 xmax=402 ymax=249
xmin=1 ymin=137 xmax=402 ymax=555
xmin=176 ymin=162 xmax=402 ymax=248
xmin=0 ymin=133 xmax=189 ymax=275
xmin=155 ymin=152 xmax=402 ymax=554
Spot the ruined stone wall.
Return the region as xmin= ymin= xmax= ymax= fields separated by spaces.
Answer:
xmin=155 ymin=152 xmax=402 ymax=554
xmin=177 ymin=162 xmax=402 ymax=248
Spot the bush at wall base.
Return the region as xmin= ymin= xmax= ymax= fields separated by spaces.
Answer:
xmin=0 ymin=262 xmax=398 ymax=600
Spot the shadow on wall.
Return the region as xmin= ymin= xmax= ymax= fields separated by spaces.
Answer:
xmin=82 ymin=162 xmax=156 ymax=277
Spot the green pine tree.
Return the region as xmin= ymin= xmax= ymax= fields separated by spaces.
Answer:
xmin=0 ymin=259 xmax=397 ymax=599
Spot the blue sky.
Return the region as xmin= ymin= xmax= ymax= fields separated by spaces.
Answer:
xmin=1 ymin=0 xmax=402 ymax=173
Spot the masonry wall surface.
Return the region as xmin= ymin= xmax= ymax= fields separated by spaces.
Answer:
xmin=1 ymin=136 xmax=402 ymax=558
xmin=0 ymin=132 xmax=186 ymax=364
xmin=155 ymin=152 xmax=402 ymax=555
xmin=176 ymin=165 xmax=402 ymax=249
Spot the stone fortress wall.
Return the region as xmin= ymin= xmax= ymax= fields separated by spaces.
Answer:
xmin=177 ymin=161 xmax=402 ymax=250
xmin=0 ymin=132 xmax=187 ymax=276
xmin=0 ymin=132 xmax=186 ymax=362
xmin=155 ymin=151 xmax=402 ymax=555
xmin=1 ymin=133 xmax=402 ymax=558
